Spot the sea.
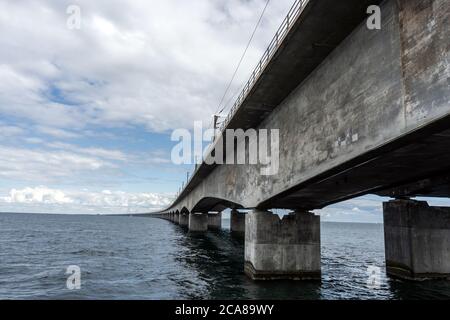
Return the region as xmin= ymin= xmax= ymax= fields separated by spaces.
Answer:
xmin=1 ymin=212 xmax=449 ymax=300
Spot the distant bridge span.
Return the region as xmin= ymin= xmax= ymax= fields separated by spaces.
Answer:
xmin=157 ymin=0 xmax=450 ymax=281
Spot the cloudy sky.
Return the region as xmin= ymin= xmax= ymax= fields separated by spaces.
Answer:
xmin=0 ymin=0 xmax=294 ymax=215
xmin=0 ymin=0 xmax=439 ymax=221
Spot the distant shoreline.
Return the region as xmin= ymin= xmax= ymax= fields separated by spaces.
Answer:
xmin=0 ymin=211 xmax=154 ymax=217
xmin=0 ymin=212 xmax=383 ymax=224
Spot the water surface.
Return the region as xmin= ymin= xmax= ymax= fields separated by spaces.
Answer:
xmin=1 ymin=213 xmax=449 ymax=300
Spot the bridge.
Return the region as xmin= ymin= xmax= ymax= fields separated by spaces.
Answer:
xmin=156 ymin=0 xmax=450 ymax=281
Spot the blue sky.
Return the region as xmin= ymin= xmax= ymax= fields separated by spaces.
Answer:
xmin=0 ymin=0 xmax=446 ymax=221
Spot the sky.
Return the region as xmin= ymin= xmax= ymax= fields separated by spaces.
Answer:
xmin=0 ymin=0 xmax=445 ymax=221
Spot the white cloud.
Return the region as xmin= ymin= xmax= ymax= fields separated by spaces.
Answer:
xmin=0 ymin=0 xmax=294 ymax=133
xmin=0 ymin=145 xmax=116 ymax=183
xmin=22 ymin=137 xmax=46 ymax=144
xmin=46 ymin=142 xmax=128 ymax=161
xmin=2 ymin=186 xmax=73 ymax=205
xmin=0 ymin=124 xmax=25 ymax=137
xmin=0 ymin=136 xmax=175 ymax=191
xmin=315 ymin=196 xmax=385 ymax=223
xmin=35 ymin=126 xmax=82 ymax=139
xmin=0 ymin=186 xmax=173 ymax=214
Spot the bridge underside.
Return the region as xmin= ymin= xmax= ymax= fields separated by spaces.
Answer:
xmin=261 ymin=117 xmax=450 ymax=210
xmin=175 ymin=118 xmax=450 ymax=213
xmin=191 ymin=197 xmax=244 ymax=213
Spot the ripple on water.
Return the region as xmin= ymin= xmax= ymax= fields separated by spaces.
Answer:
xmin=1 ymin=214 xmax=450 ymax=300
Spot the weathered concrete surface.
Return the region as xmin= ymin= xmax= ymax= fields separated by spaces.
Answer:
xmin=398 ymin=0 xmax=450 ymax=130
xmin=230 ymin=210 xmax=245 ymax=234
xmin=160 ymin=0 xmax=450 ymax=215
xmin=208 ymin=212 xmax=222 ymax=230
xmin=383 ymin=199 xmax=450 ymax=280
xmin=188 ymin=213 xmax=208 ymax=232
xmin=244 ymin=210 xmax=321 ymax=280
xmin=174 ymin=212 xmax=179 ymax=225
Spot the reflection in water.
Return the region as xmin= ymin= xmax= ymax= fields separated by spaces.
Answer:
xmin=0 ymin=213 xmax=449 ymax=300
xmin=175 ymin=226 xmax=321 ymax=300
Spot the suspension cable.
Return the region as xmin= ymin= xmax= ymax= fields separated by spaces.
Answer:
xmin=215 ymin=0 xmax=271 ymax=116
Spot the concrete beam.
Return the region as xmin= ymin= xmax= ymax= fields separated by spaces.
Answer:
xmin=377 ymin=173 xmax=450 ymax=198
xmin=230 ymin=209 xmax=245 ymax=234
xmin=208 ymin=212 xmax=222 ymax=230
xmin=188 ymin=213 xmax=208 ymax=232
xmin=244 ymin=210 xmax=321 ymax=280
xmin=383 ymin=199 xmax=450 ymax=280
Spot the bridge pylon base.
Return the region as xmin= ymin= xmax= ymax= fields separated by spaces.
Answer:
xmin=208 ymin=212 xmax=222 ymax=230
xmin=244 ymin=210 xmax=321 ymax=281
xmin=188 ymin=213 xmax=208 ymax=232
xmin=179 ymin=213 xmax=189 ymax=227
xmin=383 ymin=199 xmax=450 ymax=280
xmin=231 ymin=209 xmax=245 ymax=234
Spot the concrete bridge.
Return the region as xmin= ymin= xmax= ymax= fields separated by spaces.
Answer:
xmin=157 ymin=0 xmax=450 ymax=281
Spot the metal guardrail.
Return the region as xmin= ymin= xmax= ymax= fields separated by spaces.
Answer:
xmin=218 ymin=0 xmax=309 ymax=133
xmin=174 ymin=0 xmax=309 ymax=201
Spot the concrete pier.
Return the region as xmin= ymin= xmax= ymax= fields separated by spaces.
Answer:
xmin=244 ymin=210 xmax=321 ymax=280
xmin=208 ymin=212 xmax=222 ymax=230
xmin=383 ymin=199 xmax=450 ymax=280
xmin=230 ymin=209 xmax=245 ymax=234
xmin=174 ymin=212 xmax=179 ymax=224
xmin=179 ymin=213 xmax=189 ymax=227
xmin=188 ymin=213 xmax=208 ymax=232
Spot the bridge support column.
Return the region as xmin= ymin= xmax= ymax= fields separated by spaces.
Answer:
xmin=189 ymin=213 xmax=208 ymax=232
xmin=179 ymin=213 xmax=189 ymax=227
xmin=208 ymin=212 xmax=222 ymax=230
xmin=244 ymin=210 xmax=321 ymax=281
xmin=231 ymin=209 xmax=245 ymax=234
xmin=383 ymin=199 xmax=450 ymax=280
xmin=174 ymin=212 xmax=179 ymax=225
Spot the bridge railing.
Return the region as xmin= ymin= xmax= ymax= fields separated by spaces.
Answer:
xmin=218 ymin=0 xmax=309 ymax=133
xmin=173 ymin=0 xmax=309 ymax=203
